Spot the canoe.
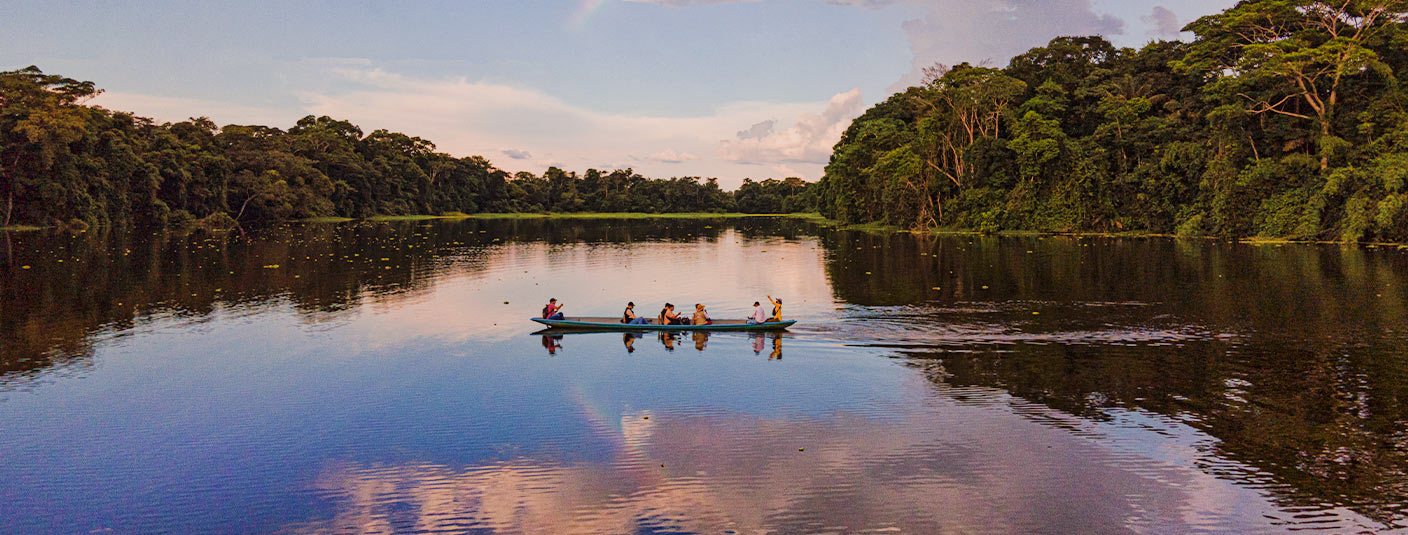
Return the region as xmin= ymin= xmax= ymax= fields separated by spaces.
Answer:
xmin=532 ymin=317 xmax=796 ymax=332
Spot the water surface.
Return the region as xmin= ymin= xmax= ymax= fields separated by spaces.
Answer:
xmin=1 ymin=218 xmax=1405 ymax=533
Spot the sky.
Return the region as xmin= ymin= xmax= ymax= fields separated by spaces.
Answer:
xmin=1 ymin=0 xmax=1236 ymax=187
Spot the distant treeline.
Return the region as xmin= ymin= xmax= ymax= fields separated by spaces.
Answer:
xmin=0 ymin=67 xmax=815 ymax=229
xmin=816 ymin=1 xmax=1408 ymax=242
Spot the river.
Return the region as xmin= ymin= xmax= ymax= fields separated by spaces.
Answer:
xmin=1 ymin=217 xmax=1405 ymax=533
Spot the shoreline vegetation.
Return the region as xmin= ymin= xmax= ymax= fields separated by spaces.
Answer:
xmin=0 ymin=67 xmax=819 ymax=232
xmin=4 ymin=2 xmax=1408 ymax=245
xmin=9 ymin=211 xmax=1407 ymax=249
xmin=360 ymin=212 xmax=829 ymax=222
xmin=813 ymin=2 xmax=1408 ymax=244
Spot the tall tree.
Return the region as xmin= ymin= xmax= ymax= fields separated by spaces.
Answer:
xmin=1182 ymin=0 xmax=1406 ymax=169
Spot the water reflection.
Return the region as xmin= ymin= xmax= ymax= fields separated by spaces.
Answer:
xmin=283 ymin=400 xmax=1391 ymax=534
xmin=3 ymin=218 xmax=1408 ymax=532
xmin=0 ymin=217 xmax=823 ymax=380
xmin=536 ymin=330 xmax=790 ymax=359
xmin=541 ymin=334 xmax=564 ymax=355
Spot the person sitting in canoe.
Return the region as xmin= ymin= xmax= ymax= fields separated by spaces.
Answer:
xmin=692 ymin=303 xmax=712 ymax=325
xmin=748 ymin=301 xmax=768 ymax=324
xmin=622 ymin=302 xmax=650 ymax=325
xmin=659 ymin=303 xmax=685 ymax=325
xmin=768 ymin=295 xmax=783 ymax=322
xmin=542 ymin=298 xmax=565 ymax=320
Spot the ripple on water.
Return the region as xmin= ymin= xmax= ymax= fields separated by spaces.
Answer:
xmin=4 ymin=219 xmax=1407 ymax=534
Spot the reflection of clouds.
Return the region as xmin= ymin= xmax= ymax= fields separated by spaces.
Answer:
xmin=281 ymin=396 xmax=1388 ymax=534
xmin=332 ymin=232 xmax=835 ymax=352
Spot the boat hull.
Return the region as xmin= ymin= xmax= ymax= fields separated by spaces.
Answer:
xmin=531 ymin=317 xmax=795 ymax=332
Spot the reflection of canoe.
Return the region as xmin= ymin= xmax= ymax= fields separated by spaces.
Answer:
xmin=531 ymin=317 xmax=796 ymax=331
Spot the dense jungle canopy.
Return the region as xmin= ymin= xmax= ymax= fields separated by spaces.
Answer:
xmin=0 ymin=69 xmax=816 ymax=229
xmin=4 ymin=1 xmax=1408 ymax=242
xmin=815 ymin=0 xmax=1408 ymax=242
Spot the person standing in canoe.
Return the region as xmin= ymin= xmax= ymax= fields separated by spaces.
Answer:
xmin=768 ymin=295 xmax=783 ymax=322
xmin=622 ymin=302 xmax=650 ymax=325
xmin=748 ymin=301 xmax=768 ymax=324
xmin=543 ymin=298 xmax=565 ymax=320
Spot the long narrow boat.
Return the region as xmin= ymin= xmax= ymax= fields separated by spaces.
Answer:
xmin=532 ymin=316 xmax=796 ymax=332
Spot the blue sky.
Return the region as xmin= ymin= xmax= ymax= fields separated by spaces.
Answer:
xmin=1 ymin=0 xmax=1235 ymax=186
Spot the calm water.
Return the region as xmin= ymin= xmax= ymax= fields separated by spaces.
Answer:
xmin=2 ymin=218 xmax=1406 ymax=534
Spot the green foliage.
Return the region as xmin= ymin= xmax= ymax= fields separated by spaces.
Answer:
xmin=1 ymin=68 xmax=815 ymax=228
xmin=818 ymin=1 xmax=1408 ymax=242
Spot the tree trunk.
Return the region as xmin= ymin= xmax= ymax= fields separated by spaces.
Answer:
xmin=3 ymin=151 xmax=21 ymax=228
xmin=1319 ymin=117 xmax=1331 ymax=171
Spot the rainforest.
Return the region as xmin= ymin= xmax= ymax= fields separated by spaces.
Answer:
xmin=0 ymin=70 xmax=816 ymax=230
xmin=4 ymin=1 xmax=1408 ymax=242
xmin=815 ymin=1 xmax=1408 ymax=242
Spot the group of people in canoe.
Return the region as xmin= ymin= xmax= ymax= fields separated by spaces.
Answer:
xmin=541 ymin=296 xmax=785 ymax=325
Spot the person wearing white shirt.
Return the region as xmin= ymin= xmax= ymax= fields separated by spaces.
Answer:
xmin=748 ymin=301 xmax=768 ymax=324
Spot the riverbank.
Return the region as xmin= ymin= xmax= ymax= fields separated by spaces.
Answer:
xmin=813 ymin=221 xmax=1408 ymax=249
xmin=303 ymin=212 xmax=827 ymax=223
xmin=1 ymin=212 xmax=826 ymax=231
xmin=9 ymin=214 xmax=1408 ymax=248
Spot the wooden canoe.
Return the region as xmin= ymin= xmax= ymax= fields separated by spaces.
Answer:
xmin=531 ymin=316 xmax=796 ymax=331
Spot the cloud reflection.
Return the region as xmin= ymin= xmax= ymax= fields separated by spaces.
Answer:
xmin=283 ymin=394 xmax=1386 ymax=534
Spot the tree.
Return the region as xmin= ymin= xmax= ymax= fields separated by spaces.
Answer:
xmin=1182 ymin=0 xmax=1407 ymax=169
xmin=0 ymin=67 xmax=100 ymax=226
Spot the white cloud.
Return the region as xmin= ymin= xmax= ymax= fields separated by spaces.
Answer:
xmin=1142 ymin=6 xmax=1182 ymax=39
xmin=884 ymin=0 xmax=1125 ymax=90
xmin=736 ymin=119 xmax=776 ymax=140
xmin=623 ymin=0 xmax=761 ymax=5
xmin=717 ymin=88 xmax=863 ymax=166
xmin=88 ymin=65 xmax=851 ymax=185
xmin=823 ymin=0 xmax=901 ymax=7
xmin=641 ymin=149 xmax=699 ymax=164
xmin=289 ymin=65 xmax=851 ymax=184
xmin=90 ymin=92 xmax=296 ymax=128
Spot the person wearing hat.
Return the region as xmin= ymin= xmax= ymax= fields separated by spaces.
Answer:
xmin=622 ymin=302 xmax=650 ymax=325
xmin=692 ymin=303 xmax=712 ymax=326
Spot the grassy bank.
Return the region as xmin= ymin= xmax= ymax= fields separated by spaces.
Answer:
xmin=465 ymin=212 xmax=825 ymax=220
xmin=900 ymin=226 xmax=1408 ymax=247
xmin=301 ymin=212 xmax=827 ymax=223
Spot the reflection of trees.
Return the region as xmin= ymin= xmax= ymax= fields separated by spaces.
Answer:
xmin=823 ymin=231 xmax=1408 ymax=331
xmin=904 ymin=339 xmax=1407 ymax=527
xmin=0 ymin=218 xmax=778 ymax=380
xmin=821 ymin=231 xmax=1408 ymax=527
